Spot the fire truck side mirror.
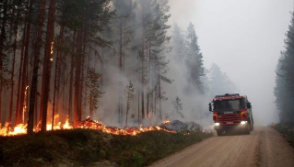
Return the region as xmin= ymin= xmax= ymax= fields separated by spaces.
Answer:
xmin=209 ymin=103 xmax=212 ymax=112
xmin=247 ymin=102 xmax=252 ymax=109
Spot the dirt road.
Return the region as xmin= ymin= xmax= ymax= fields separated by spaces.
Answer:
xmin=149 ymin=127 xmax=294 ymax=167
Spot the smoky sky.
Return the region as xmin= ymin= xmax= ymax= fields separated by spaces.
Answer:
xmin=168 ymin=0 xmax=294 ymax=125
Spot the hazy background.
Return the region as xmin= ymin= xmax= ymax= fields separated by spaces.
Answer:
xmin=168 ymin=0 xmax=294 ymax=125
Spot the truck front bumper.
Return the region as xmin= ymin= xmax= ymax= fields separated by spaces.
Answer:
xmin=214 ymin=121 xmax=250 ymax=131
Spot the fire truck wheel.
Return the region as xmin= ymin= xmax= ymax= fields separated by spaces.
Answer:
xmin=216 ymin=130 xmax=223 ymax=136
xmin=244 ymin=129 xmax=250 ymax=135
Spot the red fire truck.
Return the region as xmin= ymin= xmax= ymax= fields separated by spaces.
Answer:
xmin=209 ymin=93 xmax=254 ymax=136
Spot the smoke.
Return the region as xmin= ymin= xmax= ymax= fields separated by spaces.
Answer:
xmin=81 ymin=0 xmax=294 ymax=129
xmin=167 ymin=0 xmax=294 ymax=126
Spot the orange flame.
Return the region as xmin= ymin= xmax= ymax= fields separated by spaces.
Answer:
xmin=162 ymin=119 xmax=171 ymax=125
xmin=0 ymin=118 xmax=175 ymax=137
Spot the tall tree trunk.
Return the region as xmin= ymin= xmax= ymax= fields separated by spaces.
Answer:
xmin=146 ymin=36 xmax=151 ymax=118
xmin=118 ymin=18 xmax=123 ymax=124
xmin=126 ymin=99 xmax=130 ymax=127
xmin=40 ymin=0 xmax=56 ymax=132
xmin=137 ymin=76 xmax=140 ymax=122
xmin=15 ymin=22 xmax=26 ymax=125
xmin=19 ymin=0 xmax=33 ymax=125
xmin=34 ymin=92 xmax=38 ymax=126
xmin=141 ymin=39 xmax=145 ymax=120
xmin=80 ymin=30 xmax=86 ymax=120
xmin=0 ymin=0 xmax=8 ymax=123
xmin=158 ymin=76 xmax=162 ymax=120
xmin=9 ymin=19 xmax=19 ymax=123
xmin=68 ymin=32 xmax=75 ymax=124
xmin=27 ymin=0 xmax=45 ymax=134
xmin=52 ymin=25 xmax=63 ymax=128
xmin=74 ymin=30 xmax=82 ymax=127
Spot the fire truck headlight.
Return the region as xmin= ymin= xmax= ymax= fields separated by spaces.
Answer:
xmin=214 ymin=122 xmax=220 ymax=126
xmin=241 ymin=121 xmax=247 ymax=125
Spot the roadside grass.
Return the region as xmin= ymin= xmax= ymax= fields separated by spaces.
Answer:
xmin=0 ymin=129 xmax=211 ymax=167
xmin=274 ymin=123 xmax=294 ymax=148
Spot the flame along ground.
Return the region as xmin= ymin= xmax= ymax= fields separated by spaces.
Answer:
xmin=0 ymin=118 xmax=175 ymax=137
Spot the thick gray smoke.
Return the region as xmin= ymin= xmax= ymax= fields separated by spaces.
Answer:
xmin=168 ymin=0 xmax=294 ymax=126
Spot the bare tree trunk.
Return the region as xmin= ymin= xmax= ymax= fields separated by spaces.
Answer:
xmin=52 ymin=25 xmax=63 ymax=128
xmin=74 ymin=30 xmax=82 ymax=127
xmin=15 ymin=22 xmax=26 ymax=125
xmin=34 ymin=92 xmax=38 ymax=126
xmin=126 ymin=99 xmax=130 ymax=127
xmin=19 ymin=1 xmax=32 ymax=125
xmin=27 ymin=0 xmax=45 ymax=134
xmin=68 ymin=31 xmax=75 ymax=124
xmin=89 ymin=94 xmax=93 ymax=118
xmin=80 ymin=30 xmax=86 ymax=120
xmin=158 ymin=76 xmax=162 ymax=120
xmin=0 ymin=0 xmax=8 ymax=123
xmin=137 ymin=78 xmax=140 ymax=122
xmin=9 ymin=8 xmax=20 ymax=123
xmin=146 ymin=37 xmax=151 ymax=118
xmin=141 ymin=43 xmax=145 ymax=120
xmin=118 ymin=18 xmax=123 ymax=124
xmin=40 ymin=0 xmax=56 ymax=132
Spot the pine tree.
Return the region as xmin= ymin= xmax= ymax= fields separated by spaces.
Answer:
xmin=27 ymin=0 xmax=46 ymax=134
xmin=172 ymin=23 xmax=186 ymax=62
xmin=136 ymin=0 xmax=171 ymax=120
xmin=86 ymin=68 xmax=103 ymax=118
xmin=275 ymin=10 xmax=294 ymax=123
xmin=208 ymin=63 xmax=237 ymax=96
xmin=172 ymin=96 xmax=184 ymax=118
xmin=185 ymin=22 xmax=204 ymax=94
xmin=112 ymin=0 xmax=136 ymax=124
xmin=125 ymin=81 xmax=134 ymax=127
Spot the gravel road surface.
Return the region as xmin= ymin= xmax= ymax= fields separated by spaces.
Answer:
xmin=149 ymin=127 xmax=294 ymax=167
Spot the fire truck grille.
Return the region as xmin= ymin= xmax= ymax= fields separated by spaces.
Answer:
xmin=217 ymin=114 xmax=241 ymax=125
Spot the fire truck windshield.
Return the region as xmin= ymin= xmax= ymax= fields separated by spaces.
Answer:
xmin=213 ymin=99 xmax=245 ymax=111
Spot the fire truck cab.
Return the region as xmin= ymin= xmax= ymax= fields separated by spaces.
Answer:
xmin=209 ymin=93 xmax=254 ymax=136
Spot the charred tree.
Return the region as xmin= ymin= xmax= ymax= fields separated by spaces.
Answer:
xmin=51 ymin=25 xmax=64 ymax=128
xmin=40 ymin=0 xmax=56 ymax=132
xmin=18 ymin=0 xmax=33 ymax=125
xmin=27 ymin=0 xmax=46 ymax=134
xmin=9 ymin=0 xmax=22 ymax=123
xmin=73 ymin=30 xmax=83 ymax=127
xmin=0 ymin=0 xmax=8 ymax=123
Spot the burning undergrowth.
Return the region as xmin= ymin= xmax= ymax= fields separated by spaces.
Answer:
xmin=0 ymin=116 xmax=205 ymax=137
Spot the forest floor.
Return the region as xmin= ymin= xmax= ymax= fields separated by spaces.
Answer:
xmin=0 ymin=129 xmax=211 ymax=167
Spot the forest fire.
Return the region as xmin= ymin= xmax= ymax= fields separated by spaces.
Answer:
xmin=0 ymin=118 xmax=175 ymax=137
xmin=163 ymin=119 xmax=171 ymax=125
